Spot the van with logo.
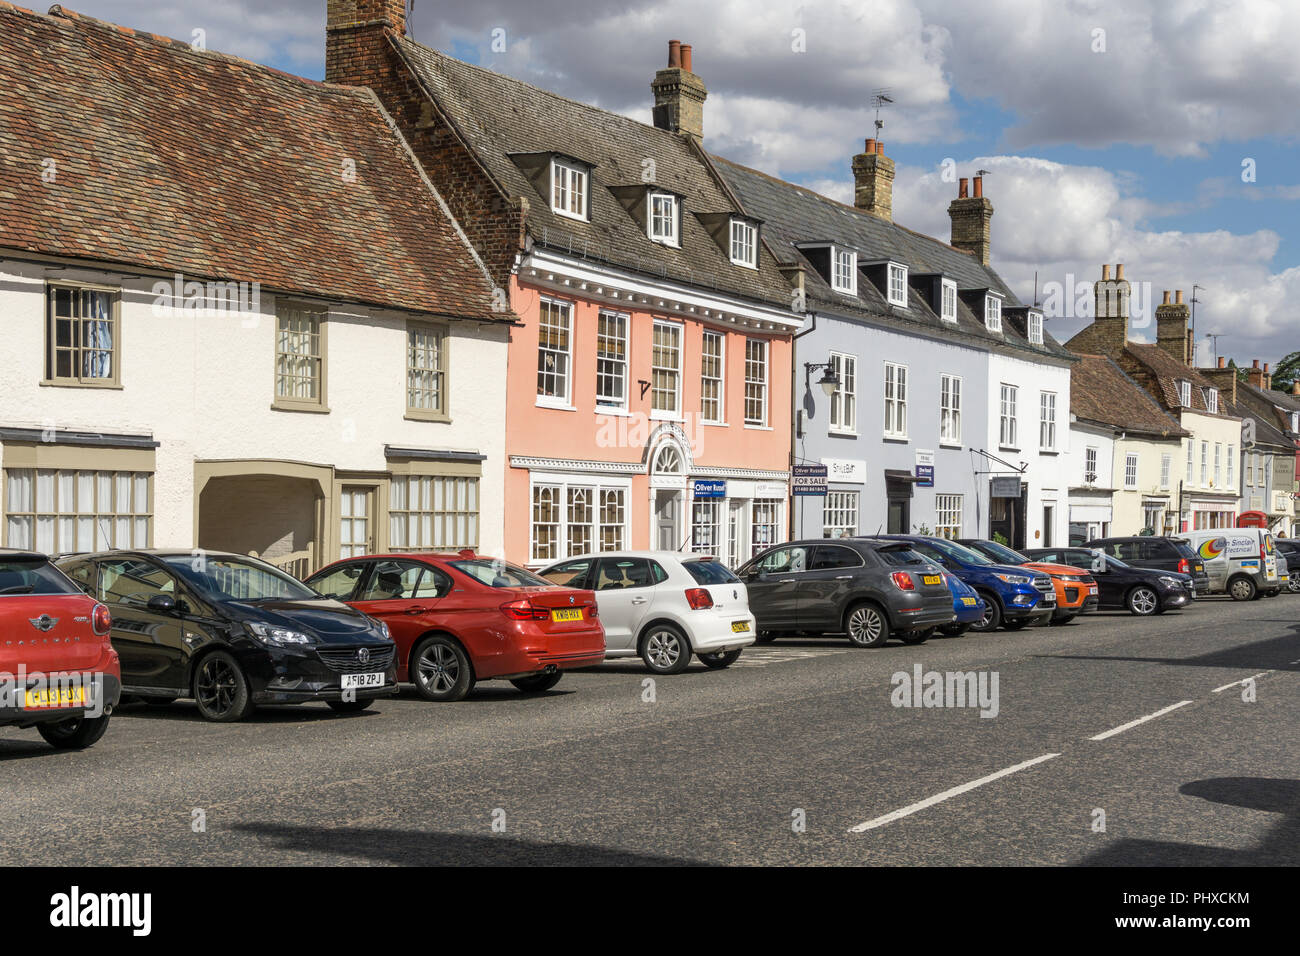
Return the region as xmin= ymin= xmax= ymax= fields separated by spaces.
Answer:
xmin=1180 ymin=528 xmax=1280 ymax=600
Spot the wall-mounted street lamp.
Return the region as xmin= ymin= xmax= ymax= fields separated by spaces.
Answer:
xmin=804 ymin=361 xmax=840 ymax=398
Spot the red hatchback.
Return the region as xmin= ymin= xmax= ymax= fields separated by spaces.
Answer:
xmin=304 ymin=551 xmax=605 ymax=701
xmin=0 ymin=551 xmax=121 ymax=749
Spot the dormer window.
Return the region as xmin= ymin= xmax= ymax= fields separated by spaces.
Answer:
xmin=940 ymin=279 xmax=957 ymax=323
xmin=984 ymin=294 xmax=1002 ymax=332
xmin=729 ymin=218 xmax=757 ymax=268
xmin=1028 ymin=310 xmax=1044 ymax=344
xmin=648 ymin=192 xmax=679 ymax=246
xmin=887 ymin=263 xmax=908 ymax=307
xmin=1206 ymin=387 xmax=1219 ymax=414
xmin=832 ymin=247 xmax=857 ymax=295
xmin=551 ymin=159 xmax=588 ymax=221
xmin=1178 ymin=380 xmax=1192 ymax=407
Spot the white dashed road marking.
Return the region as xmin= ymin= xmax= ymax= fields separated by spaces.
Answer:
xmin=1211 ymin=672 xmax=1269 ymax=693
xmin=1088 ymin=700 xmax=1194 ymax=741
xmin=849 ymin=753 xmax=1061 ymax=833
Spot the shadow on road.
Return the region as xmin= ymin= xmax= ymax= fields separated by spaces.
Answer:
xmin=230 ymin=822 xmax=709 ymax=866
xmin=1033 ymin=628 xmax=1300 ymax=673
xmin=1081 ymin=777 xmax=1300 ymax=866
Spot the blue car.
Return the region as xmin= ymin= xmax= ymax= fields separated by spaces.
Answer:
xmin=876 ymin=535 xmax=1057 ymax=632
xmin=943 ymin=572 xmax=985 ymax=636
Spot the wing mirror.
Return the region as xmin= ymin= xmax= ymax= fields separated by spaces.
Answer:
xmin=147 ymin=594 xmax=178 ymax=614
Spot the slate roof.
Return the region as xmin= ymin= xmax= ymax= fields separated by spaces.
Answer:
xmin=1231 ymin=379 xmax=1298 ymax=449
xmin=393 ymin=37 xmax=796 ymax=310
xmin=0 ymin=4 xmax=503 ymax=320
xmin=711 ymin=156 xmax=1074 ymax=362
xmin=1121 ymin=344 xmax=1238 ymax=417
xmin=1069 ymin=353 xmax=1188 ymax=439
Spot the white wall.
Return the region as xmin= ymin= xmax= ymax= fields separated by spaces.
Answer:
xmin=0 ymin=262 xmax=508 ymax=555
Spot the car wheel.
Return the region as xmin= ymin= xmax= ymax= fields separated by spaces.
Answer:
xmin=193 ymin=650 xmax=255 ymax=722
xmin=37 ymin=714 xmax=111 ymax=749
xmin=327 ymin=698 xmax=373 ymax=714
xmin=899 ymin=627 xmax=934 ymax=645
xmin=970 ymin=595 xmax=1002 ymax=632
xmin=1126 ymin=586 xmax=1160 ymax=616
xmin=698 ymin=648 xmax=743 ymax=669
xmin=510 ymin=671 xmax=563 ymax=693
xmin=938 ymin=623 xmax=969 ymax=637
xmin=1228 ymin=576 xmax=1256 ymax=602
xmin=412 ymin=635 xmax=474 ymax=702
xmin=640 ymin=624 xmax=692 ymax=674
xmin=845 ymin=603 xmax=889 ymax=648
xmin=1288 ymin=573 xmax=1300 ymax=594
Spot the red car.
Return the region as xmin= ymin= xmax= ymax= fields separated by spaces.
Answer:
xmin=0 ymin=551 xmax=121 ymax=748
xmin=304 ymin=551 xmax=605 ymax=701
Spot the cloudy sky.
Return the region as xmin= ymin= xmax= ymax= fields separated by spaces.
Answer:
xmin=73 ymin=0 xmax=1300 ymax=366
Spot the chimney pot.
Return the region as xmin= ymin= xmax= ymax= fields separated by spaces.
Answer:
xmin=1175 ymin=289 xmax=1184 ymax=304
xmin=1253 ymin=359 xmax=1260 ymax=369
xmin=864 ymin=138 xmax=876 ymax=154
xmin=1293 ymin=381 xmax=1300 ymax=396
xmin=1264 ymin=363 xmax=1270 ymax=373
xmin=1162 ymin=290 xmax=1171 ymax=305
xmin=1218 ymin=357 xmax=1226 ymax=368
xmin=680 ymin=44 xmax=693 ymax=72
xmin=1101 ymin=264 xmax=1111 ymax=281
xmin=958 ymin=178 xmax=969 ymax=199
xmin=973 ymin=175 xmax=983 ymax=198
xmin=667 ymin=39 xmax=681 ymax=68
xmin=875 ymin=140 xmax=884 ymax=154
xmin=1116 ymin=263 xmax=1125 ymax=280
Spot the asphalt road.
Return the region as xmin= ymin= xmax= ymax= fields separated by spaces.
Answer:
xmin=2 ymin=594 xmax=1297 ymax=866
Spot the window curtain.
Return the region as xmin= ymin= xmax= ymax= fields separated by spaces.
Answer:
xmin=84 ymin=291 xmax=113 ymax=379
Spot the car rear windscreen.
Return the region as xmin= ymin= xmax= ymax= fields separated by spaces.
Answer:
xmin=0 ymin=558 xmax=80 ymax=595
xmin=875 ymin=546 xmax=928 ymax=567
xmin=684 ymin=560 xmax=739 ymax=585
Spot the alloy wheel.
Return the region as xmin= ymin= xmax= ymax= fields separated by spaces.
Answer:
xmin=417 ymin=642 xmax=460 ymax=695
xmin=645 ymin=630 xmax=682 ymax=669
xmin=196 ymin=657 xmax=239 ymax=717
xmin=1129 ymin=587 xmax=1158 ymax=615
xmin=847 ymin=605 xmax=885 ymax=646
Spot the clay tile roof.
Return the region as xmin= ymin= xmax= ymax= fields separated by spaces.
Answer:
xmin=0 ymin=4 xmax=504 ymax=320
xmin=1124 ymin=344 xmax=1234 ymax=415
xmin=1070 ymin=352 xmax=1189 ymax=438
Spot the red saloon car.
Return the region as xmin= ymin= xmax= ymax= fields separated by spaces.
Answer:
xmin=304 ymin=551 xmax=605 ymax=701
xmin=0 ymin=551 xmax=121 ymax=748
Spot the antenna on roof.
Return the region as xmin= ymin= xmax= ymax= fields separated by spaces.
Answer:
xmin=976 ymin=169 xmax=991 ymax=177
xmin=406 ymin=0 xmax=414 ymax=37
xmin=871 ymin=89 xmax=893 ymax=136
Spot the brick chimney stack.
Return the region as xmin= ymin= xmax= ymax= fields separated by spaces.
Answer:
xmin=1246 ymin=359 xmax=1267 ymax=390
xmin=852 ymin=138 xmax=895 ymax=221
xmin=1201 ymin=355 xmax=1239 ymax=406
xmin=948 ymin=175 xmax=994 ymax=266
xmin=325 ymin=0 xmax=407 ymax=86
xmin=1155 ymin=289 xmax=1192 ymax=365
xmin=652 ymin=39 xmax=707 ymax=140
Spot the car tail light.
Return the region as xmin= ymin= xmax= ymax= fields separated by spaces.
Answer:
xmin=587 ymin=602 xmax=598 ymax=619
xmin=890 ymin=571 xmax=915 ymax=591
xmin=685 ymin=588 xmax=714 ymax=610
xmin=91 ymin=603 xmax=112 ymax=636
xmin=1177 ymin=558 xmax=1190 ymax=574
xmin=499 ymin=599 xmax=549 ymax=621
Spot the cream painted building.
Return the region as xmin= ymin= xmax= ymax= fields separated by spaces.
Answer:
xmin=0 ymin=7 xmax=512 ymax=574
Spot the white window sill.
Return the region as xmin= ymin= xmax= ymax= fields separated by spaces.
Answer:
xmin=744 ymin=423 xmax=772 ymax=431
xmin=828 ymin=428 xmax=858 ymax=438
xmin=730 ymin=258 xmax=758 ymax=270
xmin=595 ymin=406 xmax=631 ymax=417
xmin=883 ymin=433 xmax=908 ymax=442
xmin=700 ymin=420 xmax=728 ymax=428
xmin=552 ymin=208 xmax=588 ymax=223
xmin=939 ymin=440 xmax=962 ymax=449
xmin=536 ymin=398 xmax=576 ymax=411
xmin=650 ymin=412 xmax=684 ymax=423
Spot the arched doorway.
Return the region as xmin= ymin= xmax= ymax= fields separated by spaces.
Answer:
xmin=648 ymin=435 xmax=688 ymax=551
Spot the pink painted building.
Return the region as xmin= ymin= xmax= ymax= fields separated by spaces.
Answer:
xmin=327 ymin=4 xmax=803 ymax=566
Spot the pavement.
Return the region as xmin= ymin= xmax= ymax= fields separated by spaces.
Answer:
xmin=2 ymin=594 xmax=1296 ymax=866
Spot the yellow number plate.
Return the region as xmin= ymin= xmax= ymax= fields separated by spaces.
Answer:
xmin=961 ymin=597 xmax=977 ymax=606
xmin=550 ymin=608 xmax=583 ymax=622
xmin=731 ymin=620 xmax=751 ymax=633
xmin=25 ymin=686 xmax=85 ymax=709
xmin=923 ymin=574 xmax=942 ymax=585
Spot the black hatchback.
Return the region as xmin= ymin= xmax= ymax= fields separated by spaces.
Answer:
xmin=55 ymin=550 xmax=397 ymax=722
xmin=1024 ymin=547 xmax=1194 ymax=616
xmin=1085 ymin=536 xmax=1210 ymax=593
xmin=736 ymin=538 xmax=954 ymax=647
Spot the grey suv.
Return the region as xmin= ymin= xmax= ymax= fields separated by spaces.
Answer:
xmin=737 ymin=538 xmax=954 ymax=647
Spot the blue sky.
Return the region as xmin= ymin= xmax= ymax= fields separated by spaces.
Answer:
xmin=64 ymin=0 xmax=1300 ymax=366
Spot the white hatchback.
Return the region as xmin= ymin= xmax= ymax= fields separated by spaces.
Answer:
xmin=538 ymin=551 xmax=756 ymax=673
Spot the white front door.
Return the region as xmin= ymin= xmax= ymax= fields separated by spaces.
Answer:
xmin=339 ymin=486 xmax=374 ymax=558
xmin=655 ymin=489 xmax=682 ymax=551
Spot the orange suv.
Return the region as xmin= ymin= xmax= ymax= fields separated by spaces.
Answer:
xmin=957 ymin=539 xmax=1098 ymax=624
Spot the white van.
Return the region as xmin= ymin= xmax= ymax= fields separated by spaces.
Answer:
xmin=1181 ymin=528 xmax=1281 ymax=600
